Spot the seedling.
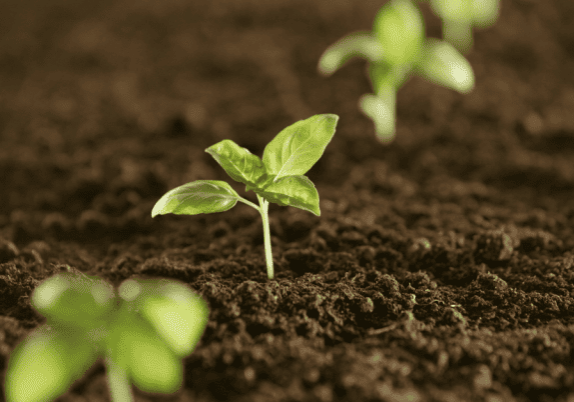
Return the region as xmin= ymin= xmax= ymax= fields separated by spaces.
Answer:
xmin=428 ymin=0 xmax=500 ymax=53
xmin=152 ymin=114 xmax=339 ymax=280
xmin=318 ymin=0 xmax=474 ymax=143
xmin=4 ymin=269 xmax=209 ymax=402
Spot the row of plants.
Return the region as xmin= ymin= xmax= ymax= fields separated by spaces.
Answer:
xmin=3 ymin=0 xmax=499 ymax=401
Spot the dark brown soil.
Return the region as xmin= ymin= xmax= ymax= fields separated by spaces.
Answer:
xmin=2 ymin=0 xmax=574 ymax=401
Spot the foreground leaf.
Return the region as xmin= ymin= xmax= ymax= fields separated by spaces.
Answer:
xmin=5 ymin=326 xmax=98 ymax=402
xmin=106 ymin=311 xmax=182 ymax=394
xmin=151 ymin=180 xmax=240 ymax=217
xmin=119 ymin=278 xmax=209 ymax=357
xmin=262 ymin=114 xmax=338 ymax=180
xmin=31 ymin=272 xmax=115 ymax=329
xmin=254 ymin=175 xmax=321 ymax=216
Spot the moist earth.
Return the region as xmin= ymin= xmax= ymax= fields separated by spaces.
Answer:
xmin=1 ymin=0 xmax=574 ymax=401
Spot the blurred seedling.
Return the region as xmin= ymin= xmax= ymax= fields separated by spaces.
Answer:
xmin=427 ymin=0 xmax=500 ymax=53
xmin=318 ymin=0 xmax=474 ymax=142
xmin=4 ymin=269 xmax=209 ymax=402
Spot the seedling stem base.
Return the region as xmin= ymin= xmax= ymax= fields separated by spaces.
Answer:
xmin=257 ymin=194 xmax=274 ymax=279
xmin=106 ymin=357 xmax=134 ymax=402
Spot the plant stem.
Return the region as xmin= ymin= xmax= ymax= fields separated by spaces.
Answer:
xmin=237 ymin=196 xmax=261 ymax=211
xmin=105 ymin=357 xmax=134 ymax=402
xmin=256 ymin=194 xmax=274 ymax=279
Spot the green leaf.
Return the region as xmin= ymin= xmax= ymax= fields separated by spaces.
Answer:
xmin=318 ymin=31 xmax=384 ymax=76
xmin=254 ymin=175 xmax=321 ymax=216
xmin=373 ymin=0 xmax=425 ymax=66
xmin=414 ymin=39 xmax=475 ymax=94
xmin=472 ymin=0 xmax=499 ymax=27
xmin=262 ymin=114 xmax=338 ymax=181
xmin=106 ymin=311 xmax=183 ymax=394
xmin=430 ymin=0 xmax=499 ymax=26
xmin=31 ymin=272 xmax=115 ymax=329
xmin=118 ymin=278 xmax=209 ymax=357
xmin=151 ymin=180 xmax=240 ymax=217
xmin=205 ymin=139 xmax=267 ymax=187
xmin=430 ymin=0 xmax=472 ymax=23
xmin=5 ymin=326 xmax=98 ymax=402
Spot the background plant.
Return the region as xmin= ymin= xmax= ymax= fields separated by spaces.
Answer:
xmin=427 ymin=0 xmax=500 ymax=53
xmin=318 ymin=0 xmax=475 ymax=143
xmin=4 ymin=268 xmax=209 ymax=402
xmin=152 ymin=114 xmax=339 ymax=280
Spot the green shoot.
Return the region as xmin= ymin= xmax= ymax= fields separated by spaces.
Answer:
xmin=4 ymin=271 xmax=209 ymax=402
xmin=429 ymin=0 xmax=500 ymax=53
xmin=152 ymin=114 xmax=339 ymax=280
xmin=318 ymin=0 xmax=474 ymax=143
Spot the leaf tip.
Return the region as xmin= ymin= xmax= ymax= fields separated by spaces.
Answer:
xmin=324 ymin=113 xmax=340 ymax=124
xmin=151 ymin=201 xmax=165 ymax=218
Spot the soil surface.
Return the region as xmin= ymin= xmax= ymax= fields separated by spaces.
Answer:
xmin=2 ymin=0 xmax=574 ymax=401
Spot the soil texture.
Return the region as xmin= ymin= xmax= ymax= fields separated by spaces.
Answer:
xmin=2 ymin=0 xmax=574 ymax=401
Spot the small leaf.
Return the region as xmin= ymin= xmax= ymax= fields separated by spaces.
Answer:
xmin=262 ymin=114 xmax=338 ymax=180
xmin=152 ymin=180 xmax=240 ymax=217
xmin=5 ymin=326 xmax=98 ymax=402
xmin=120 ymin=278 xmax=210 ymax=357
xmin=205 ymin=140 xmax=267 ymax=186
xmin=107 ymin=312 xmax=183 ymax=394
xmin=318 ymin=31 xmax=384 ymax=76
xmin=414 ymin=39 xmax=475 ymax=94
xmin=31 ymin=272 xmax=115 ymax=329
xmin=373 ymin=0 xmax=425 ymax=66
xmin=255 ymin=175 xmax=321 ymax=216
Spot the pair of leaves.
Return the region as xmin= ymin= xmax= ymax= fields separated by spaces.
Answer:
xmin=152 ymin=114 xmax=339 ymax=218
xmin=5 ymin=272 xmax=209 ymax=402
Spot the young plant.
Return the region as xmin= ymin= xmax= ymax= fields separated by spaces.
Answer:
xmin=428 ymin=0 xmax=500 ymax=54
xmin=151 ymin=114 xmax=339 ymax=280
xmin=318 ymin=0 xmax=474 ymax=143
xmin=4 ymin=269 xmax=209 ymax=402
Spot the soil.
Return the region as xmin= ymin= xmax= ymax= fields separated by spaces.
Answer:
xmin=2 ymin=0 xmax=574 ymax=401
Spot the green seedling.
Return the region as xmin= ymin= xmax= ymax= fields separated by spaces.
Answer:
xmin=152 ymin=114 xmax=339 ymax=280
xmin=428 ymin=0 xmax=500 ymax=53
xmin=318 ymin=0 xmax=474 ymax=143
xmin=4 ymin=269 xmax=209 ymax=402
